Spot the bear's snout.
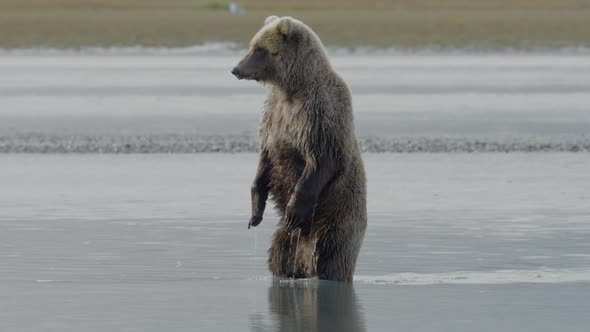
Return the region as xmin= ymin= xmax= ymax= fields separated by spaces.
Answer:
xmin=231 ymin=67 xmax=242 ymax=79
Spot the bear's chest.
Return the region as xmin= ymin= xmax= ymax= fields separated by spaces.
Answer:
xmin=259 ymin=98 xmax=309 ymax=153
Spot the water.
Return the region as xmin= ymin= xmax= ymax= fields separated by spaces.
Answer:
xmin=1 ymin=50 xmax=590 ymax=330
xmin=1 ymin=154 xmax=590 ymax=331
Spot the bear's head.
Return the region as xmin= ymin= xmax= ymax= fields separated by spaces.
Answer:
xmin=231 ymin=16 xmax=327 ymax=87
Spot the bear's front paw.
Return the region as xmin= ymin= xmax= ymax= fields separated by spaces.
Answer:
xmin=248 ymin=215 xmax=263 ymax=229
xmin=285 ymin=203 xmax=314 ymax=234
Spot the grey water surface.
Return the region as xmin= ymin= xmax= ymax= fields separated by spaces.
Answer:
xmin=1 ymin=154 xmax=590 ymax=331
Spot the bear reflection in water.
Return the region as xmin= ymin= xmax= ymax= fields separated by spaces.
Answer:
xmin=250 ymin=279 xmax=366 ymax=332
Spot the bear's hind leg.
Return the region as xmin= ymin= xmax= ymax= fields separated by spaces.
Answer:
xmin=268 ymin=226 xmax=314 ymax=278
xmin=315 ymin=224 xmax=365 ymax=282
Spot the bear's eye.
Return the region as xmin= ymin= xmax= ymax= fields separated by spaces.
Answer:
xmin=254 ymin=47 xmax=274 ymax=56
xmin=254 ymin=46 xmax=276 ymax=57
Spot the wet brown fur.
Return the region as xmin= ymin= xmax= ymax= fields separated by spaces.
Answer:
xmin=234 ymin=16 xmax=367 ymax=282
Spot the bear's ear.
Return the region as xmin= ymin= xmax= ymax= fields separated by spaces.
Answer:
xmin=277 ymin=17 xmax=292 ymax=36
xmin=264 ymin=16 xmax=279 ymax=26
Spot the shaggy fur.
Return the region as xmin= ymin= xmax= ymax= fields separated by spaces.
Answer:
xmin=232 ymin=16 xmax=367 ymax=282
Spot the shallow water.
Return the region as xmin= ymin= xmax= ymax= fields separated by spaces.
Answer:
xmin=1 ymin=153 xmax=589 ymax=331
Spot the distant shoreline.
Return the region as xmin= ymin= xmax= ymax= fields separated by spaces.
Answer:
xmin=2 ymin=132 xmax=590 ymax=153
xmin=1 ymin=0 xmax=589 ymax=49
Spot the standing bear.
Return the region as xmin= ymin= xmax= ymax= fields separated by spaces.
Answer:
xmin=232 ymin=16 xmax=367 ymax=282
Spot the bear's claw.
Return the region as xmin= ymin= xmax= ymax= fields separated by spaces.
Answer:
xmin=248 ymin=215 xmax=263 ymax=229
xmin=285 ymin=210 xmax=301 ymax=233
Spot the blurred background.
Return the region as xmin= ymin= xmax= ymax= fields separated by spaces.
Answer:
xmin=1 ymin=1 xmax=590 ymax=332
xmin=1 ymin=0 xmax=590 ymax=49
xmin=1 ymin=0 xmax=589 ymax=153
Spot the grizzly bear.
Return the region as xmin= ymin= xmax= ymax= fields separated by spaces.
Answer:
xmin=232 ymin=16 xmax=367 ymax=282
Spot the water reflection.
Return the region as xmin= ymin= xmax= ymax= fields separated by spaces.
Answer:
xmin=251 ymin=279 xmax=366 ymax=332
